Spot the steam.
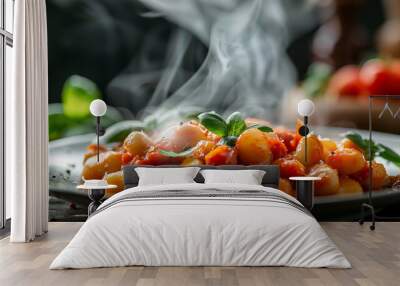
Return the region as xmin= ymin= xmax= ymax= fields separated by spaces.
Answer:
xmin=109 ymin=0 xmax=315 ymax=126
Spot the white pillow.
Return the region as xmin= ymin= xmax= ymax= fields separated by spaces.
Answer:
xmin=135 ymin=167 xmax=200 ymax=186
xmin=200 ymin=169 xmax=266 ymax=185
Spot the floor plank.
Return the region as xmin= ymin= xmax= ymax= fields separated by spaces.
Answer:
xmin=0 ymin=222 xmax=399 ymax=286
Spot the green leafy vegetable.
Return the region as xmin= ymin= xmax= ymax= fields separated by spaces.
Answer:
xmin=227 ymin=112 xmax=247 ymax=137
xmin=49 ymin=75 xmax=125 ymax=141
xmin=160 ymin=111 xmax=273 ymax=158
xmin=218 ymin=136 xmax=238 ymax=147
xmin=62 ymin=75 xmax=101 ymax=120
xmin=247 ymin=124 xmax=273 ymax=133
xmin=159 ymin=148 xmax=195 ymax=158
xmin=344 ymin=132 xmax=381 ymax=160
xmin=200 ymin=111 xmax=272 ymax=146
xmin=199 ymin=111 xmax=272 ymax=139
xmin=377 ymin=144 xmax=400 ymax=168
xmin=345 ymin=132 xmax=400 ymax=167
xmin=198 ymin=111 xmax=228 ymax=137
xmin=344 ymin=132 xmax=368 ymax=149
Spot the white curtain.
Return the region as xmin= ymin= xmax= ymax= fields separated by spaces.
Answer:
xmin=8 ymin=0 xmax=49 ymax=242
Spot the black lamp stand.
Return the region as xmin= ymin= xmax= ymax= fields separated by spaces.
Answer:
xmin=95 ymin=116 xmax=105 ymax=162
xmin=295 ymin=180 xmax=314 ymax=210
xmin=298 ymin=116 xmax=310 ymax=164
xmin=359 ymin=95 xmax=400 ymax=231
xmin=88 ymin=116 xmax=106 ymax=216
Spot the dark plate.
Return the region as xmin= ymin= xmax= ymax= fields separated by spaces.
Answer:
xmin=49 ymin=134 xmax=94 ymax=206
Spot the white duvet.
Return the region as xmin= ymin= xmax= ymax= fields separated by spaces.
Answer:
xmin=50 ymin=183 xmax=351 ymax=269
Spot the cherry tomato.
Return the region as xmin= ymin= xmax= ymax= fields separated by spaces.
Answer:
xmin=275 ymin=128 xmax=302 ymax=153
xmin=121 ymin=152 xmax=133 ymax=165
xmin=136 ymin=150 xmax=182 ymax=165
xmin=390 ymin=60 xmax=400 ymax=94
xmin=328 ymin=65 xmax=366 ymax=97
xmin=192 ymin=140 xmax=216 ymax=161
xmin=359 ymin=59 xmax=398 ymax=95
xmin=265 ymin=133 xmax=288 ymax=160
xmin=205 ymin=145 xmax=237 ymax=165
xmin=274 ymin=157 xmax=305 ymax=178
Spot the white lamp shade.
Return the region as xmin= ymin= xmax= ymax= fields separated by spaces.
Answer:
xmin=90 ymin=99 xmax=107 ymax=117
xmin=297 ymin=99 xmax=315 ymax=117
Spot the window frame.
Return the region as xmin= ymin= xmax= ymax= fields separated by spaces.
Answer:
xmin=0 ymin=0 xmax=13 ymax=230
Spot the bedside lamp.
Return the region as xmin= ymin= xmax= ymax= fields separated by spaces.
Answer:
xmin=90 ymin=99 xmax=107 ymax=162
xmin=297 ymin=99 xmax=315 ymax=164
xmin=80 ymin=99 xmax=116 ymax=216
xmin=290 ymin=99 xmax=318 ymax=211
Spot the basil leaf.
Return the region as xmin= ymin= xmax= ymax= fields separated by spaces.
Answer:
xmin=198 ymin=111 xmax=227 ymax=137
xmin=218 ymin=136 xmax=237 ymax=147
xmin=377 ymin=144 xmax=400 ymax=168
xmin=227 ymin=112 xmax=247 ymax=137
xmin=344 ymin=132 xmax=377 ymax=160
xmin=247 ymin=124 xmax=273 ymax=133
xmin=344 ymin=132 xmax=368 ymax=150
xmin=159 ymin=148 xmax=194 ymax=158
xmin=344 ymin=132 xmax=400 ymax=168
xmin=367 ymin=143 xmax=380 ymax=161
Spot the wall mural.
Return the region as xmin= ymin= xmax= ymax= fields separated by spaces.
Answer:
xmin=47 ymin=0 xmax=400 ymax=221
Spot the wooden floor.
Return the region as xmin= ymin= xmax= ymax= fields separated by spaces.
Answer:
xmin=0 ymin=222 xmax=399 ymax=286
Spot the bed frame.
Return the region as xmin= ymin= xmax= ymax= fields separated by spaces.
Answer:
xmin=122 ymin=165 xmax=280 ymax=189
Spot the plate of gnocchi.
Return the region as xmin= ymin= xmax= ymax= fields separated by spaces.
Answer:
xmin=50 ymin=111 xmax=400 ymax=219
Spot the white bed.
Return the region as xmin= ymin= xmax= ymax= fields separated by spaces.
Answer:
xmin=50 ymin=182 xmax=350 ymax=269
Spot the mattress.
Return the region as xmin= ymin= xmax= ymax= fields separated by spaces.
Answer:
xmin=50 ymin=183 xmax=351 ymax=269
